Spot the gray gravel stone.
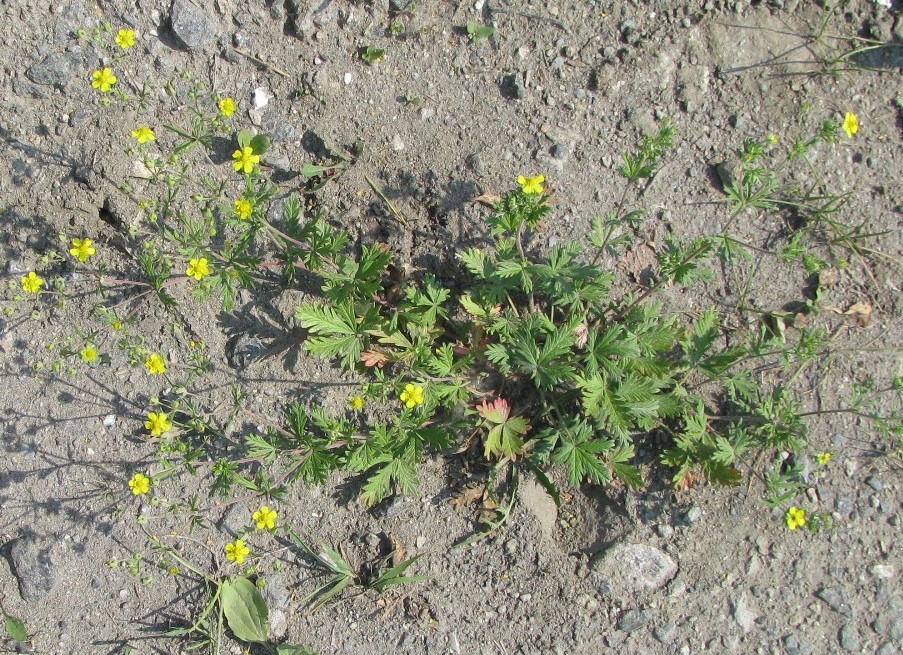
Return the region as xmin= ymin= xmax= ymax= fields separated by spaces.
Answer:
xmin=170 ymin=0 xmax=216 ymax=49
xmin=865 ymin=475 xmax=884 ymax=491
xmin=227 ymin=334 xmax=265 ymax=369
xmin=877 ymin=643 xmax=898 ymax=655
xmin=618 ymin=609 xmax=651 ymax=633
xmin=685 ymin=505 xmax=702 ymax=523
xmin=784 ymin=633 xmax=814 ymax=655
xmin=838 ymin=623 xmax=860 ymax=651
xmin=816 ymin=586 xmax=853 ymax=617
xmin=26 ymin=51 xmax=81 ymax=87
xmin=268 ymin=608 xmax=288 ymax=640
xmin=8 ymin=537 xmax=56 ymax=601
xmin=261 ymin=572 xmax=290 ymax=611
xmin=218 ymin=504 xmax=247 ymax=537
xmin=732 ymin=594 xmax=758 ymax=632
xmin=653 ymin=620 xmax=677 ymax=643
xmin=869 ymin=563 xmax=896 ymax=580
xmin=874 ymin=604 xmax=903 ymax=641
xmin=69 ymin=108 xmax=94 ymax=127
xmin=591 ymin=543 xmax=678 ymax=593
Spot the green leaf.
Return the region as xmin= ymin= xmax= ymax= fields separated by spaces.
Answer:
xmin=301 ymin=163 xmax=334 ymax=179
xmin=466 ymin=21 xmax=494 ymax=40
xmin=551 ymin=419 xmax=613 ymax=485
xmin=607 ymin=442 xmax=643 ymax=488
xmin=250 ymin=134 xmax=271 ymax=156
xmin=3 ymin=614 xmax=27 ymax=642
xmin=237 ymin=129 xmax=252 ymax=149
xmin=477 ymin=399 xmax=531 ymax=459
xmin=459 ymin=248 xmax=492 ymax=279
xmin=368 ymin=554 xmax=427 ymax=592
xmin=683 ymin=308 xmax=719 ymax=368
xmin=277 ymin=646 xmax=317 ymax=655
xmin=578 ymin=373 xmax=660 ymax=437
xmin=361 ymin=45 xmax=385 ymax=63
xmin=221 ymin=576 xmax=269 ymax=643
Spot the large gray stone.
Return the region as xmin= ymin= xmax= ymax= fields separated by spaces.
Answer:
xmin=592 ymin=543 xmax=678 ymax=593
xmin=26 ymin=51 xmax=81 ymax=87
xmin=169 ymin=0 xmax=215 ymax=49
xmin=8 ymin=537 xmax=56 ymax=601
xmin=618 ymin=609 xmax=652 ymax=633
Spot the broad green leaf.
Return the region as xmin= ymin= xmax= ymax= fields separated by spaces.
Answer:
xmin=466 ymin=21 xmax=495 ymax=40
xmin=301 ymin=163 xmax=333 ymax=179
xmin=250 ymin=134 xmax=270 ymax=156
xmin=3 ymin=614 xmax=27 ymax=642
xmin=237 ymin=129 xmax=252 ymax=149
xmin=221 ymin=576 xmax=269 ymax=643
xmin=277 ymin=646 xmax=317 ymax=655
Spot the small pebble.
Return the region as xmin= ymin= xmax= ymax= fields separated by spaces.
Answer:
xmin=868 ymin=564 xmax=895 ymax=580
xmin=865 ymin=476 xmax=883 ymax=491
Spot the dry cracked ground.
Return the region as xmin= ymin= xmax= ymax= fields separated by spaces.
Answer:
xmin=0 ymin=0 xmax=902 ymax=654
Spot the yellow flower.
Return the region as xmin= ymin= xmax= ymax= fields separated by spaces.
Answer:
xmin=817 ymin=451 xmax=833 ymax=465
xmin=128 ymin=472 xmax=151 ymax=495
xmin=219 ymin=97 xmax=237 ymax=118
xmin=232 ymin=146 xmax=260 ymax=174
xmin=399 ymin=383 xmax=424 ymax=409
xmin=131 ymin=126 xmax=156 ymax=144
xmin=785 ymin=506 xmax=807 ymax=531
xmin=111 ymin=320 xmax=122 ymax=330
xmin=842 ymin=112 xmax=859 ymax=139
xmin=349 ymin=395 xmax=365 ymax=411
xmin=144 ymin=353 xmax=167 ymax=375
xmin=252 ymin=505 xmax=278 ymax=530
xmin=80 ymin=343 xmax=98 ymax=363
xmin=517 ymin=174 xmax=545 ymax=195
xmin=20 ymin=271 xmax=44 ymax=294
xmin=224 ymin=539 xmax=250 ymax=564
xmin=115 ymin=28 xmax=136 ymax=49
xmin=186 ymin=257 xmax=210 ymax=281
xmin=69 ymin=237 xmax=96 ymax=262
xmin=234 ymin=198 xmax=253 ymax=220
xmin=145 ymin=411 xmax=172 ymax=437
xmin=91 ymin=67 xmax=117 ymax=93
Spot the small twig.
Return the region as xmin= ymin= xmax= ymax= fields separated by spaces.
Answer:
xmin=487 ymin=6 xmax=566 ymax=30
xmin=365 ymin=174 xmax=409 ymax=226
xmin=229 ymin=46 xmax=291 ymax=77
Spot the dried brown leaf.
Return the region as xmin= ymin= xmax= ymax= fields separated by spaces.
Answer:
xmin=360 ymin=350 xmax=389 ymax=367
xmin=844 ymin=300 xmax=873 ymax=327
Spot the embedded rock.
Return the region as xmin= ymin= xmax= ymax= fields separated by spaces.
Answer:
xmin=170 ymin=0 xmax=215 ymax=50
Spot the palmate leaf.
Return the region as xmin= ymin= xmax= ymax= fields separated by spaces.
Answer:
xmin=477 ymin=402 xmax=530 ymax=458
xmin=550 ymin=419 xmax=613 ymax=485
xmin=402 ymin=274 xmax=450 ymax=326
xmin=360 ymin=458 xmax=418 ymax=506
xmin=296 ymin=300 xmax=380 ymax=369
xmin=510 ymin=324 xmax=575 ymax=389
xmin=682 ymin=308 xmax=719 ymax=368
xmin=606 ymin=442 xmax=643 ymax=488
xmin=322 ymin=244 xmax=391 ymax=301
xmin=584 ymin=325 xmax=640 ymax=378
xmin=578 ymin=373 xmax=661 ymax=438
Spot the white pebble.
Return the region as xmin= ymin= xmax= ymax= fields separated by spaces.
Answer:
xmin=252 ymin=87 xmax=271 ymax=109
xmin=103 ymin=414 xmax=116 ymax=428
xmin=343 ymin=72 xmax=352 ymax=85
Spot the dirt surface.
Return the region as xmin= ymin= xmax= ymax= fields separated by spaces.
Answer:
xmin=1 ymin=0 xmax=902 ymax=653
